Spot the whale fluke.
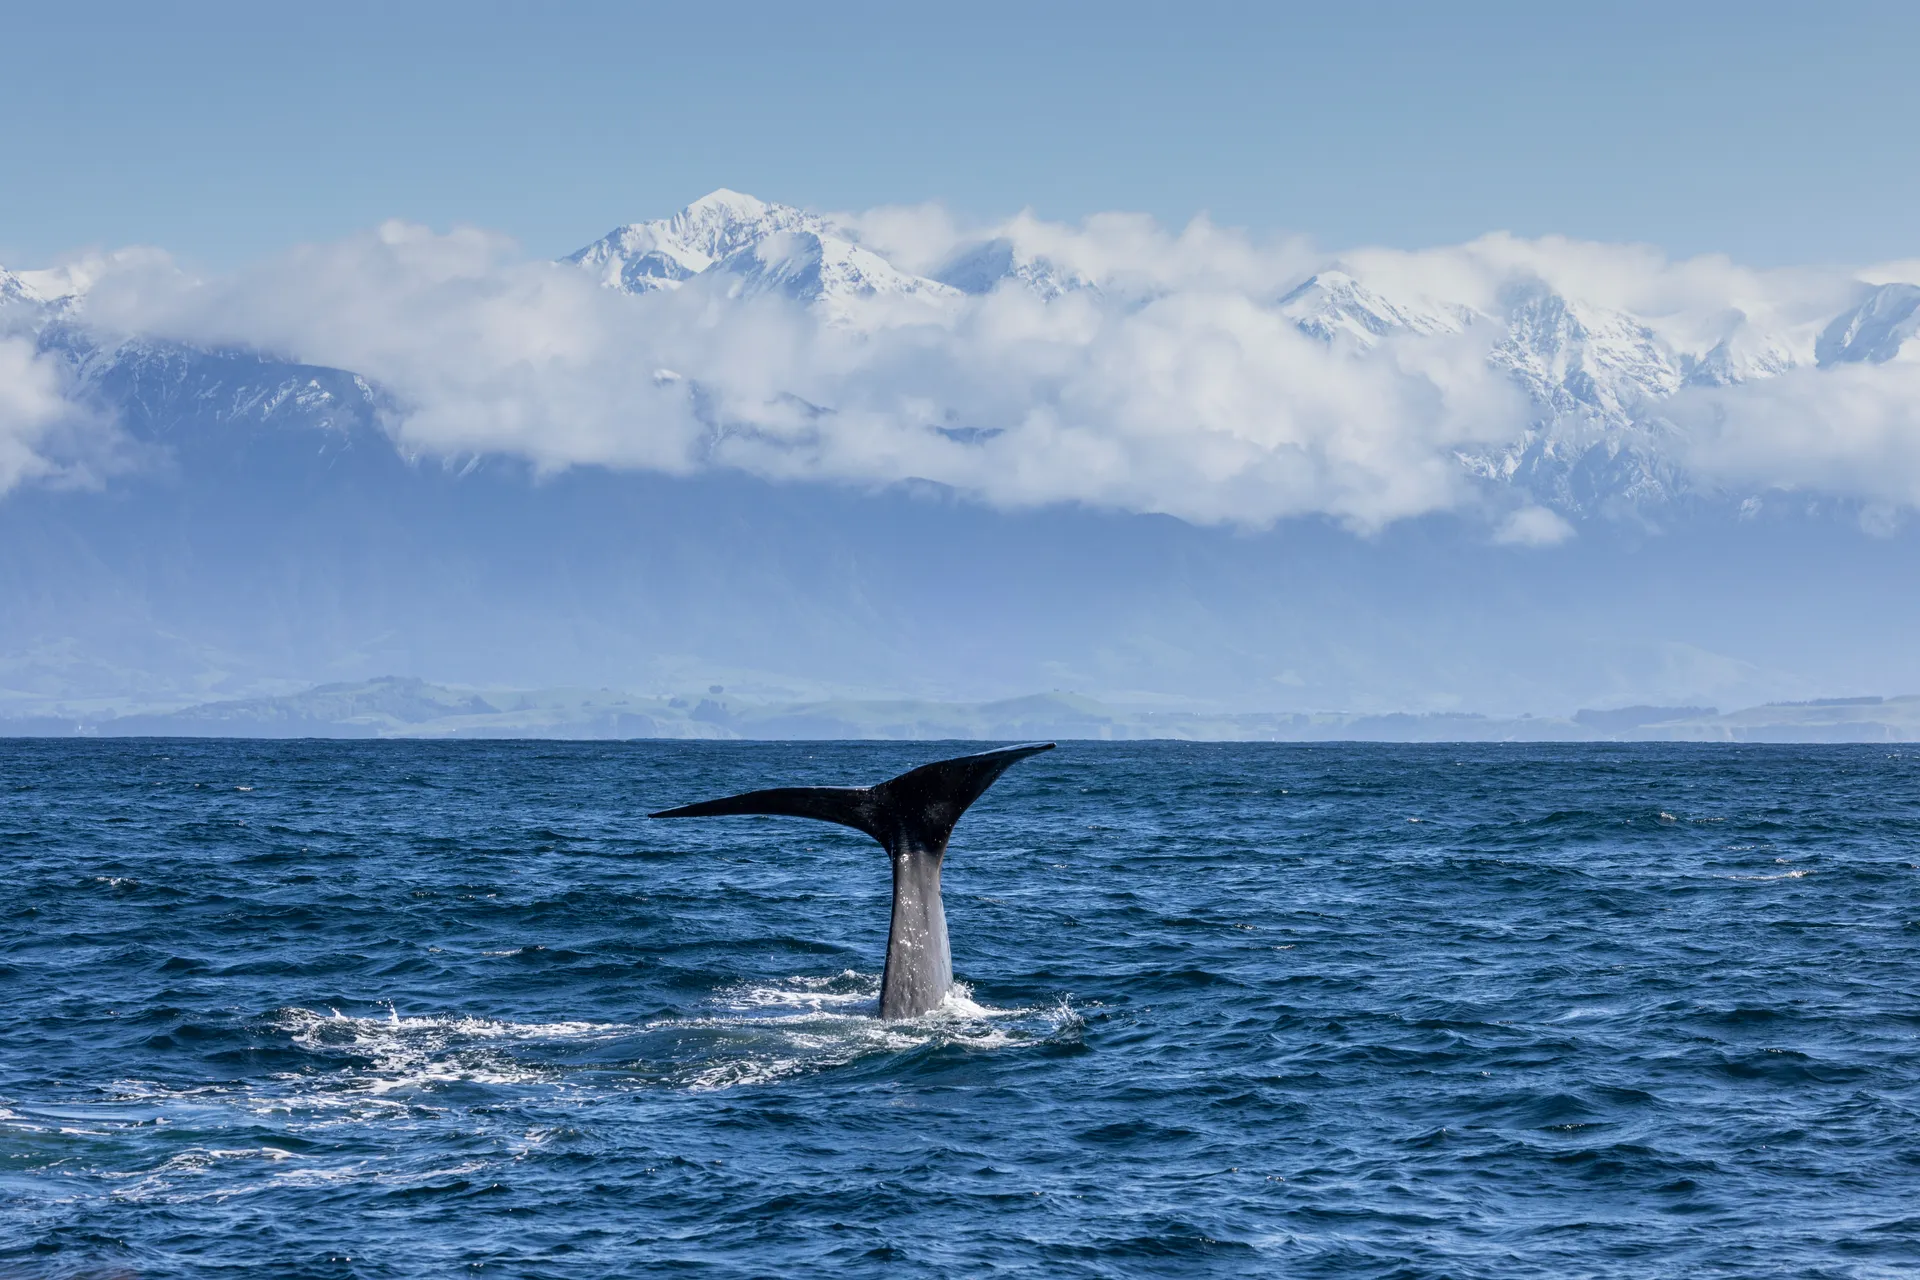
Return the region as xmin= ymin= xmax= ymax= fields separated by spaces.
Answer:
xmin=651 ymin=743 xmax=1055 ymax=1019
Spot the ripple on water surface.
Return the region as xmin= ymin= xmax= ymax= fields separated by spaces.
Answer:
xmin=2 ymin=739 xmax=1918 ymax=1278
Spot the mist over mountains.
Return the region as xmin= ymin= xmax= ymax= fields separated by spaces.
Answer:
xmin=3 ymin=190 xmax=1918 ymax=727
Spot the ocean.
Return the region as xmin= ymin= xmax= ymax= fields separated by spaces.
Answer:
xmin=3 ymin=739 xmax=1917 ymax=1277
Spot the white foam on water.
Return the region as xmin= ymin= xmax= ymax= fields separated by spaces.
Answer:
xmin=268 ymin=1158 xmax=493 ymax=1192
xmin=143 ymin=1145 xmax=295 ymax=1174
xmin=644 ymin=973 xmax=1080 ymax=1092
xmin=270 ymin=1006 xmax=635 ymax=1096
xmin=4 ymin=984 xmax=1079 ymax=1184
xmin=722 ymin=970 xmax=879 ymax=1013
xmin=0 ymin=984 xmax=1083 ymax=1212
xmin=107 ymin=1150 xmax=498 ymax=1205
xmin=95 ymin=1145 xmax=309 ymax=1205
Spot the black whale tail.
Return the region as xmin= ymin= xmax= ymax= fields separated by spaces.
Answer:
xmin=649 ymin=742 xmax=1055 ymax=856
xmin=650 ymin=742 xmax=1056 ymax=1020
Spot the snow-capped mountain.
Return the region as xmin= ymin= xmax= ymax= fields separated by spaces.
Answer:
xmin=5 ymin=188 xmax=1918 ymax=526
xmin=710 ymin=229 xmax=959 ymax=310
xmin=1 ymin=264 xmax=86 ymax=319
xmin=566 ymin=189 xmax=957 ymax=314
xmin=565 ymin=189 xmax=831 ymax=294
xmin=1489 ymin=287 xmax=1687 ymax=423
xmin=0 ymin=267 xmax=32 ymax=311
xmin=7 ymin=317 xmax=386 ymax=493
xmin=9 ymin=200 xmax=1920 ymax=721
xmin=1265 ymin=266 xmax=1920 ymax=511
xmin=1269 ymin=269 xmax=1697 ymax=508
xmin=568 ymin=191 xmax=1093 ymax=307
xmin=5 ymin=253 xmax=388 ymax=452
xmin=568 ymin=193 xmax=1824 ymax=513
xmin=1817 ymin=282 xmax=1920 ymax=365
xmin=562 ymin=196 xmax=1918 ymax=493
xmin=1682 ymin=324 xmax=1801 ymax=388
xmin=1276 ymin=271 xmax=1467 ymax=345
xmin=56 ymin=333 xmax=386 ymax=442
xmin=933 ymin=237 xmax=1096 ymax=300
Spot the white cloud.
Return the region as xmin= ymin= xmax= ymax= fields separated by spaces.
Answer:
xmin=1670 ymin=361 xmax=1920 ymax=508
xmin=77 ymin=219 xmax=1532 ymax=530
xmin=1494 ymin=505 xmax=1577 ymax=546
xmin=829 ymin=201 xmax=972 ymax=276
xmin=0 ymin=336 xmax=117 ymax=494
xmin=48 ymin=202 xmax=1920 ymax=532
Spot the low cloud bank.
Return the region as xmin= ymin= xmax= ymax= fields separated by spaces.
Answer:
xmin=15 ymin=200 xmax=1920 ymax=529
xmin=0 ymin=335 xmax=119 ymax=494
xmin=1670 ymin=362 xmax=1920 ymax=510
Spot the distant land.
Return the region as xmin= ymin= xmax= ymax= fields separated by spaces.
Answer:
xmin=8 ymin=189 xmax=1920 ymax=723
xmin=4 ymin=677 xmax=1917 ymax=743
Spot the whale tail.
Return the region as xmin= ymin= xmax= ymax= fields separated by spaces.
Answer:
xmin=650 ymin=742 xmax=1055 ymax=1019
xmin=649 ymin=742 xmax=1056 ymax=857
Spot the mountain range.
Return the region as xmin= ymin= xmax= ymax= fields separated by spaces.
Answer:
xmin=2 ymin=191 xmax=1918 ymax=726
xmin=8 ymin=188 xmax=1917 ymax=519
xmin=13 ymin=675 xmax=1920 ymax=744
xmin=560 ymin=189 xmax=1916 ymax=516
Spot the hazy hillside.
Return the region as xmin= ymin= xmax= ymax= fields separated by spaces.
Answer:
xmin=11 ymin=677 xmax=1920 ymax=744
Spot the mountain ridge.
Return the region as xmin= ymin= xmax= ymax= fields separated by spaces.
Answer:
xmin=11 ymin=675 xmax=1920 ymax=744
xmin=5 ymin=195 xmax=1920 ymax=719
xmin=6 ymin=188 xmax=1917 ymax=521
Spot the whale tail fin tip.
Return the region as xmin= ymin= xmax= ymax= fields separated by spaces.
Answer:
xmin=649 ymin=742 xmax=1055 ymax=851
xmin=647 ymin=785 xmax=882 ymax=839
xmin=874 ymin=742 xmax=1055 ymax=845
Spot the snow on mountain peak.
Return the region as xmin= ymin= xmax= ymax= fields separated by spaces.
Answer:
xmin=713 ymin=230 xmax=959 ymax=312
xmin=1684 ymin=318 xmax=1802 ymax=387
xmin=682 ymin=187 xmax=768 ymax=218
xmin=667 ymin=189 xmax=829 ymax=261
xmin=565 ymin=223 xmax=706 ymax=293
xmin=566 ymin=188 xmax=831 ymax=294
xmin=0 ymin=267 xmax=29 ymax=312
xmin=1278 ymin=271 xmax=1467 ymax=346
xmin=1490 ymin=285 xmax=1686 ymax=422
xmin=1816 ymin=282 xmax=1920 ymax=366
xmin=551 ymin=196 xmax=1920 ymax=514
xmin=933 ymin=237 xmax=1097 ymax=300
xmin=566 ymin=189 xmax=961 ymax=316
xmin=1 ymin=262 xmax=94 ymax=315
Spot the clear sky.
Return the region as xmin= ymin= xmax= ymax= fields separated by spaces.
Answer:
xmin=2 ymin=0 xmax=1916 ymax=269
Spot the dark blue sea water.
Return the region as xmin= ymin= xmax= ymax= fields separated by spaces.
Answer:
xmin=3 ymin=740 xmax=1918 ymax=1278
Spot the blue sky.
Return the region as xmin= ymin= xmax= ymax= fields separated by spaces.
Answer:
xmin=3 ymin=0 xmax=1916 ymax=268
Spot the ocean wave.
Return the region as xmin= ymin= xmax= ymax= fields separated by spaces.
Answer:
xmin=4 ymin=739 xmax=1917 ymax=1277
